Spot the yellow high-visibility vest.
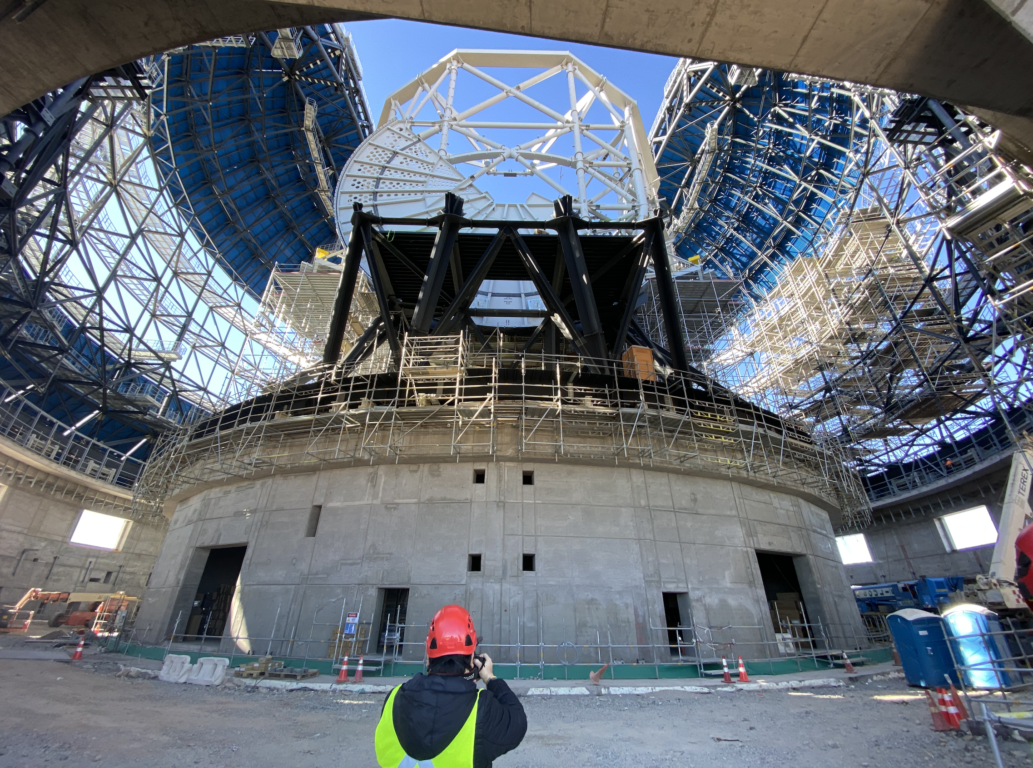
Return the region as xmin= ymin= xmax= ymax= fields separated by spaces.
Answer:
xmin=375 ymin=685 xmax=481 ymax=768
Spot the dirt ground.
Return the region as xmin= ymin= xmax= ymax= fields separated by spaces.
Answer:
xmin=0 ymin=656 xmax=1030 ymax=768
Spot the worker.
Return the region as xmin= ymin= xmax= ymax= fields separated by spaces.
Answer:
xmin=375 ymin=604 xmax=527 ymax=768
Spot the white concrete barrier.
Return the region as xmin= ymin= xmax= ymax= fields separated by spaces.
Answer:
xmin=186 ymin=656 xmax=229 ymax=686
xmin=158 ymin=654 xmax=194 ymax=683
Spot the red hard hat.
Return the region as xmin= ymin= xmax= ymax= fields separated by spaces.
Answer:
xmin=426 ymin=605 xmax=477 ymax=658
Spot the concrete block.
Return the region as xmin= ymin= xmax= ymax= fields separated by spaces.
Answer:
xmin=158 ymin=654 xmax=193 ymax=683
xmin=186 ymin=656 xmax=229 ymax=686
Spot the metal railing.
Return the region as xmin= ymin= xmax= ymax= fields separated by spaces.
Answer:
xmin=112 ymin=597 xmax=887 ymax=681
xmin=136 ymin=340 xmax=869 ymax=525
xmin=0 ymin=384 xmax=144 ymax=489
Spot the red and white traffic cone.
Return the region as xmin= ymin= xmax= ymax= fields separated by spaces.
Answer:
xmin=938 ymin=687 xmax=962 ymax=730
xmin=929 ymin=690 xmax=950 ymax=731
xmin=71 ymin=636 xmax=85 ymax=661
xmin=721 ymin=656 xmax=732 ymax=684
xmin=948 ymin=681 xmax=969 ymax=721
xmin=335 ymin=655 xmax=350 ymax=683
xmin=737 ymin=656 xmax=750 ymax=683
xmin=354 ymin=655 xmax=364 ymax=684
xmin=841 ymin=651 xmax=855 ymax=674
xmin=925 ymin=690 xmax=951 ymax=732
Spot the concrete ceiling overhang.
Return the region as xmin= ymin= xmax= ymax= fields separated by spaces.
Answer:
xmin=3 ymin=0 xmax=1033 ymax=153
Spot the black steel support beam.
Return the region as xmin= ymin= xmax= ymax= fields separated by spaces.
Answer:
xmin=508 ymin=228 xmax=595 ymax=367
xmin=553 ymin=195 xmax=608 ymax=361
xmin=613 ymin=227 xmax=655 ymax=356
xmin=340 ymin=316 xmax=383 ymax=367
xmin=434 ymin=231 xmax=507 ymax=336
xmin=360 ymin=219 xmax=401 ymax=358
xmin=322 ymin=203 xmax=366 ymax=364
xmin=647 ymin=216 xmax=689 ymax=371
xmin=411 ymin=192 xmax=464 ymax=334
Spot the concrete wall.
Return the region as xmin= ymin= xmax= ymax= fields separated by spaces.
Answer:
xmin=136 ymin=460 xmax=864 ymax=660
xmin=845 ymin=481 xmax=1005 ymax=585
xmin=0 ymin=481 xmax=166 ymax=607
xmin=843 ymin=515 xmax=997 ymax=586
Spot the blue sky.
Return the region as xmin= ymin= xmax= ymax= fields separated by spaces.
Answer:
xmin=345 ymin=19 xmax=679 ymax=130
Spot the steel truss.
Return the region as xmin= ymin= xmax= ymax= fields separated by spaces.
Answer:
xmin=648 ymin=59 xmax=1033 ymax=512
xmin=0 ymin=68 xmax=306 ymax=468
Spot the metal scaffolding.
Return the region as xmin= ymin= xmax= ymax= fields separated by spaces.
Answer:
xmin=646 ymin=61 xmax=1033 ymax=513
xmin=136 ymin=333 xmax=867 ymax=523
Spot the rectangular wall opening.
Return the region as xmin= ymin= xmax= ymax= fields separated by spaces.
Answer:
xmin=522 ymin=553 xmax=535 ymax=572
xmin=756 ymin=551 xmax=810 ymax=639
xmin=522 ymin=470 xmax=534 ymax=486
xmin=468 ymin=553 xmax=482 ymax=572
xmin=474 ymin=469 xmax=486 ymax=484
xmin=661 ymin=592 xmax=691 ymax=655
xmin=305 ymin=505 xmax=322 ymax=538
xmin=377 ymin=587 xmax=409 ymax=654
xmin=186 ymin=546 xmax=247 ymax=640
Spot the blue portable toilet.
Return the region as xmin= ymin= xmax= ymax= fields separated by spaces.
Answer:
xmin=887 ymin=608 xmax=960 ymax=688
xmin=941 ymin=604 xmax=1011 ymax=689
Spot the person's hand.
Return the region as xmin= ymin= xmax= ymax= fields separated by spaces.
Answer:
xmin=474 ymin=653 xmax=495 ymax=682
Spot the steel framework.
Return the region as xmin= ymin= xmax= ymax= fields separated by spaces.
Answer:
xmin=0 ymin=27 xmax=373 ymax=479
xmin=647 ymin=60 xmax=1033 ymax=512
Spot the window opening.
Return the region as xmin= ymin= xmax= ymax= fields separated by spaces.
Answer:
xmin=939 ymin=506 xmax=998 ymax=551
xmin=522 ymin=471 xmax=534 ymax=486
xmin=474 ymin=469 xmax=486 ymax=484
xmin=69 ymin=510 xmax=132 ymax=551
xmin=836 ymin=533 xmax=874 ymax=565
xmin=468 ymin=554 xmax=482 ymax=572
xmin=522 ymin=553 xmax=535 ymax=572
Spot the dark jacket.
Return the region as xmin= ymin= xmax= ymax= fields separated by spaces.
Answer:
xmin=382 ymin=673 xmax=527 ymax=768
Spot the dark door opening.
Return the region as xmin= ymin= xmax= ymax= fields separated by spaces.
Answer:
xmin=186 ymin=546 xmax=246 ymax=640
xmin=661 ymin=592 xmax=690 ymax=657
xmin=756 ymin=551 xmax=809 ymax=638
xmin=377 ymin=588 xmax=409 ymax=654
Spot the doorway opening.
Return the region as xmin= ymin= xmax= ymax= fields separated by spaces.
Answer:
xmin=186 ymin=546 xmax=246 ymax=640
xmin=661 ymin=592 xmax=691 ymax=658
xmin=755 ymin=551 xmax=811 ymax=643
xmin=377 ymin=588 xmax=409 ymax=654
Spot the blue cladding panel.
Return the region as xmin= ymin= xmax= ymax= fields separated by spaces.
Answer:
xmin=653 ymin=66 xmax=863 ymax=293
xmin=150 ymin=27 xmax=371 ymax=295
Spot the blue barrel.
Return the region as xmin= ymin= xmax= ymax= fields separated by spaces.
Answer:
xmin=941 ymin=605 xmax=1011 ymax=689
xmin=887 ymin=609 xmax=960 ymax=688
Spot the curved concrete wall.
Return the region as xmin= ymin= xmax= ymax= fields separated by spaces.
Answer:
xmin=3 ymin=0 xmax=1033 ymax=154
xmin=135 ymin=460 xmax=863 ymax=661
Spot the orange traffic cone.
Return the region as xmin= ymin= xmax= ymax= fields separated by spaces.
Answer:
xmin=721 ymin=656 xmax=732 ymax=684
xmin=70 ymin=636 xmax=85 ymax=661
xmin=948 ymin=681 xmax=969 ymax=721
xmin=938 ymin=688 xmax=962 ymax=730
xmin=335 ymin=655 xmax=350 ymax=683
xmin=841 ymin=651 xmax=855 ymax=674
xmin=354 ymin=656 xmax=364 ymax=683
xmin=589 ymin=664 xmax=610 ymax=685
xmin=926 ymin=690 xmax=951 ymax=732
xmin=737 ymin=656 xmax=750 ymax=683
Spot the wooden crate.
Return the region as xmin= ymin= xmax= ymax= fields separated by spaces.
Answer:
xmin=621 ymin=346 xmax=656 ymax=381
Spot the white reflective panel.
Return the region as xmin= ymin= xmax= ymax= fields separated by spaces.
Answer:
xmin=941 ymin=506 xmax=998 ymax=551
xmin=836 ymin=533 xmax=873 ymax=565
xmin=69 ymin=509 xmax=131 ymax=550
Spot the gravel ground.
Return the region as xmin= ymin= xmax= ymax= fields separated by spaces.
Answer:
xmin=0 ymin=653 xmax=1031 ymax=768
